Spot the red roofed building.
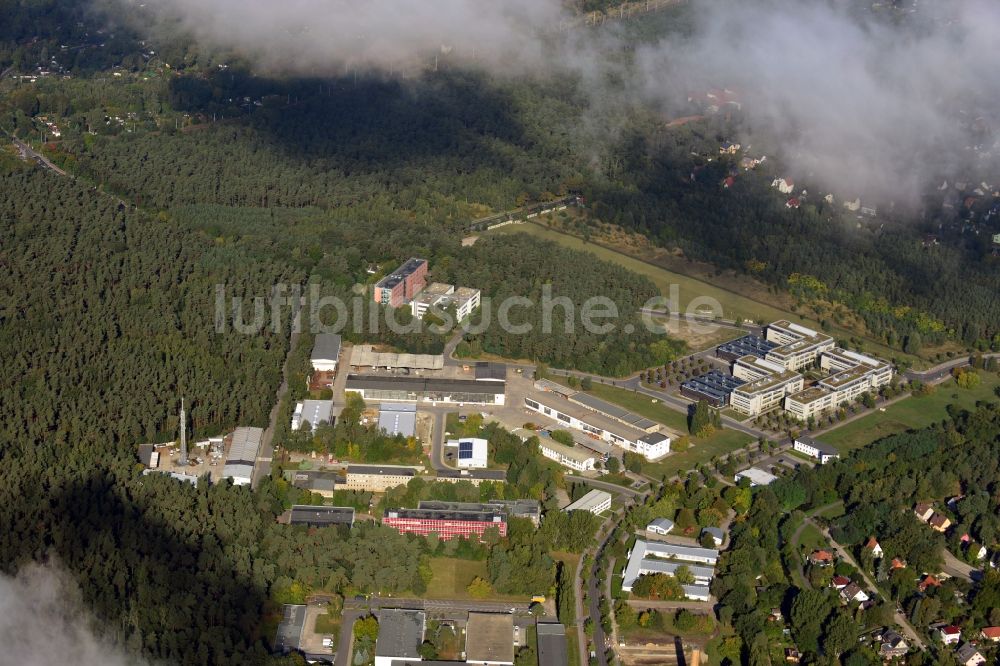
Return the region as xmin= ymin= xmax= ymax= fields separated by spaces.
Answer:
xmin=772 ymin=177 xmax=795 ymax=194
xmin=937 ymin=625 xmax=962 ymax=645
xmin=981 ymin=626 xmax=1000 ymax=642
xmin=786 ymin=198 xmax=801 ymax=209
xmin=918 ymin=574 xmax=941 ymax=592
xmin=832 ymin=576 xmax=851 ymax=589
xmin=864 ymin=536 xmax=884 ymax=559
xmin=723 ymin=176 xmax=735 ymax=189
xmin=809 ymin=550 xmax=834 ymax=566
xmin=891 ymin=557 xmax=907 ymax=570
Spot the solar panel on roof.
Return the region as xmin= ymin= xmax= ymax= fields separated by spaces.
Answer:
xmin=458 ymin=441 xmax=474 ymax=459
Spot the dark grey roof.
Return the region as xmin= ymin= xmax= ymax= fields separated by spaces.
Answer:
xmin=138 ymin=443 xmax=156 ymax=467
xmin=569 ymin=392 xmax=658 ymax=430
xmin=717 ymin=334 xmax=777 ymax=360
xmin=273 ymin=604 xmax=306 ymax=653
xmin=288 ymin=506 xmax=355 ymax=527
xmin=680 ymin=370 xmax=746 ymax=403
xmin=956 ymin=643 xmax=981 ymax=662
xmin=417 ymin=499 xmax=539 ymax=520
xmin=639 ymin=431 xmax=670 ymax=445
xmin=375 ymin=609 xmax=425 ymax=659
xmin=475 ymin=362 xmax=508 ymax=381
xmin=537 ymin=622 xmax=568 ymax=666
xmin=311 ymin=333 xmax=342 ymax=361
xmin=347 ymin=465 xmax=416 ymax=477
xmin=374 ymin=258 xmax=426 ymax=290
xmin=346 ymin=374 xmax=505 ymax=395
xmin=796 ymin=435 xmax=839 ymax=456
xmin=285 ymin=470 xmax=343 ymax=491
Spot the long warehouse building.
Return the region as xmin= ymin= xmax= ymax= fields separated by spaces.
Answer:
xmin=347 ymin=375 xmax=505 ymax=405
xmin=524 ymin=394 xmax=670 ymax=459
xmin=222 ymin=426 xmax=263 ymax=486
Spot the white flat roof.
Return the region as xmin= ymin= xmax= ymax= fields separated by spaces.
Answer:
xmin=736 ymin=466 xmax=779 ymax=485
xmin=564 ymin=488 xmax=611 ymax=513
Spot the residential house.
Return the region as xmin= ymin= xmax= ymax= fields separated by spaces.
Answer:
xmin=980 ymin=626 xmax=1000 ymax=642
xmin=891 ymin=558 xmax=907 ymax=571
xmin=719 ymin=141 xmax=741 ymax=155
xmin=843 ymin=198 xmax=862 ymax=212
xmin=786 ymin=198 xmax=801 ymax=209
xmin=839 ymin=582 xmax=869 ymax=604
xmin=723 ymin=176 xmax=736 ymax=189
xmin=929 ymin=513 xmax=952 ymax=533
xmin=936 ymin=625 xmax=962 ymax=645
xmin=914 ymin=503 xmax=935 ymax=522
xmin=646 ymin=518 xmax=674 ymax=536
xmin=864 ymin=536 xmax=884 ymax=559
xmin=918 ymin=575 xmax=942 ymax=593
xmin=701 ymin=527 xmax=725 ymax=547
xmin=955 ymin=643 xmax=986 ymax=666
xmin=784 ymin=648 xmax=801 ymax=663
xmin=879 ymin=631 xmax=909 ymax=658
xmin=772 ymin=177 xmax=795 ymax=194
xmin=793 ymin=435 xmax=841 ymax=464
xmin=809 ymin=550 xmax=834 ymax=567
xmin=831 ymin=576 xmax=851 ymax=590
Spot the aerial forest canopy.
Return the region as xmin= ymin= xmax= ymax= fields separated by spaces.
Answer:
xmin=1 ymin=0 xmax=1000 ymax=663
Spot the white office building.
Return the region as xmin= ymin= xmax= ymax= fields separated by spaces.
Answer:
xmin=524 ymin=395 xmax=671 ymax=459
xmin=563 ymin=489 xmax=612 ymax=515
xmin=410 ymin=282 xmax=481 ymax=321
xmin=735 ymin=466 xmax=778 ymax=487
xmin=793 ymin=435 xmax=840 ymax=464
xmin=622 ymin=539 xmax=719 ymax=595
xmin=448 ymin=437 xmax=488 ymax=469
xmin=538 ymin=437 xmax=597 ymax=472
xmin=764 ymin=321 xmax=835 ymax=370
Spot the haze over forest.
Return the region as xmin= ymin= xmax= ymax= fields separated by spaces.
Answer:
xmin=131 ymin=0 xmax=1000 ymax=202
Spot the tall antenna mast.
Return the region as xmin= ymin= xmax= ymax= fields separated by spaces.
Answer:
xmin=178 ymin=398 xmax=188 ymax=466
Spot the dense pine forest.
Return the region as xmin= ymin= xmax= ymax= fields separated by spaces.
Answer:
xmin=2 ymin=0 xmax=1000 ymax=663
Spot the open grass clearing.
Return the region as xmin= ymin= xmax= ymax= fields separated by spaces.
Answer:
xmin=821 ymin=374 xmax=1000 ymax=452
xmin=424 ymin=557 xmax=527 ymax=602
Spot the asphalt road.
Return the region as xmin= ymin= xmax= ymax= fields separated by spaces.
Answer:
xmin=12 ymin=137 xmax=68 ymax=176
xmin=566 ymin=474 xmax=647 ymax=498
xmin=820 ymin=525 xmax=926 ymax=651
xmin=253 ymin=324 xmax=300 ymax=488
xmin=904 ymin=354 xmax=999 ymax=383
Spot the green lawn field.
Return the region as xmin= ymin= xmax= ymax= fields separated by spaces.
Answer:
xmin=424 ymin=557 xmax=527 ymax=601
xmin=821 ymin=374 xmax=1000 ymax=452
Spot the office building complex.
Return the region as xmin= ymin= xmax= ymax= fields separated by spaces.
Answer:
xmin=373 ymin=258 xmax=428 ymax=308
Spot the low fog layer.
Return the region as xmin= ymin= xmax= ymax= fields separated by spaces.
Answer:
xmin=127 ymin=0 xmax=1000 ymax=204
xmin=635 ymin=0 xmax=1000 ymax=202
xmin=0 ymin=563 xmax=141 ymax=666
xmin=130 ymin=0 xmax=565 ymax=74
